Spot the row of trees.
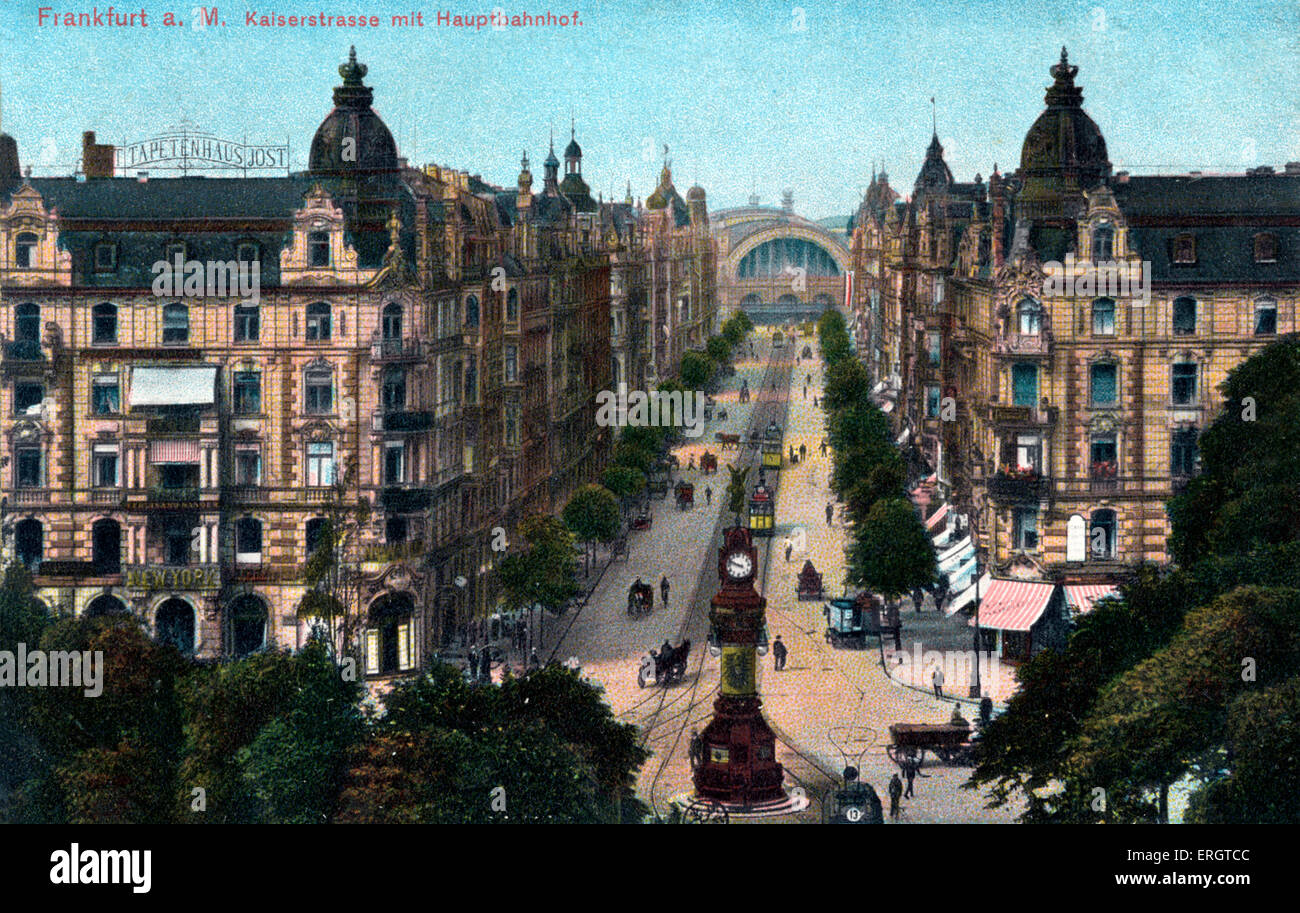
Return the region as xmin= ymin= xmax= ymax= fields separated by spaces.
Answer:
xmin=680 ymin=309 xmax=752 ymax=390
xmin=817 ymin=309 xmax=936 ymax=604
xmin=970 ymin=337 xmax=1300 ymax=822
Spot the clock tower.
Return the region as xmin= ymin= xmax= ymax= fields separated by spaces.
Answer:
xmin=693 ymin=526 xmax=785 ymax=806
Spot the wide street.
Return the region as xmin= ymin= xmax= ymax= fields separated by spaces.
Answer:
xmin=543 ymin=332 xmax=1020 ymax=823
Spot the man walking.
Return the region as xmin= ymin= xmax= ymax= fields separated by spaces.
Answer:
xmin=660 ymin=575 xmax=670 ymax=608
xmin=799 ymin=443 xmax=807 ymax=462
xmin=826 ymin=502 xmax=834 ymax=526
xmin=903 ymin=759 xmax=917 ymax=798
xmin=932 ymin=665 xmax=945 ymax=699
xmin=888 ymin=773 xmax=904 ymax=820
xmin=784 ymin=538 xmax=793 ymax=562
xmin=704 ymin=485 xmax=712 ymax=505
xmin=772 ymin=634 xmax=788 ymax=671
xmin=820 ymin=438 xmax=828 ymax=456
xmin=688 ymin=728 xmax=704 ymax=770
xmin=912 ymin=587 xmax=926 ymax=612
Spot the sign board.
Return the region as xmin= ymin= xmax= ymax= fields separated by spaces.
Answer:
xmin=114 ymin=125 xmax=289 ymax=174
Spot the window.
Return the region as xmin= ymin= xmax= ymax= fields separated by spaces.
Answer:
xmin=228 ymin=595 xmax=266 ymax=657
xmin=235 ymin=447 xmax=261 ymax=486
xmin=91 ymin=519 xmax=121 ymax=574
xmin=92 ymin=302 xmax=118 ymax=345
xmin=1254 ymin=298 xmax=1277 ymax=335
xmin=233 ymin=371 xmax=261 ymax=414
xmin=1254 ymin=232 xmax=1279 ymax=264
xmin=1089 ymin=363 xmax=1117 ymax=406
xmin=1092 ymin=297 xmax=1115 ymax=336
xmin=306 ymin=302 xmax=331 ymax=341
xmin=505 ymin=345 xmax=518 ymax=383
xmin=1013 ymin=508 xmax=1038 ymax=550
xmin=305 ymin=518 xmax=328 ymax=556
xmin=506 ymin=288 xmax=519 ymax=322
xmin=1017 ymin=297 xmax=1041 ymax=335
xmin=926 ymin=331 xmax=941 ymax=366
xmin=925 ymin=385 xmax=941 ymax=418
xmin=93 ymin=445 xmax=119 ymax=487
xmin=1090 ymin=435 xmax=1117 ymax=477
xmin=15 ymin=233 xmax=37 ymax=269
xmin=15 ymin=519 xmax=42 ymax=570
xmin=382 ymin=302 xmax=403 ymax=340
xmin=1090 ymin=509 xmax=1117 ymax=559
xmin=15 ymin=446 xmax=41 ymax=487
xmin=1171 ymin=428 xmax=1198 ymax=477
xmin=1092 ymin=224 xmax=1114 ymax=261
xmin=1173 ymin=234 xmax=1196 ymax=264
xmin=1172 ymin=297 xmax=1196 ymax=335
xmin=1172 ymin=361 xmax=1198 ymax=405
xmin=304 ymin=365 xmax=333 ymax=414
xmin=1015 ymin=434 xmax=1042 ymax=474
xmin=164 ymin=519 xmax=192 ymax=566
xmin=237 ymin=242 xmax=259 ymax=264
xmin=504 ymin=407 xmax=519 ymax=448
xmin=365 ymin=594 xmax=414 ymax=675
xmin=464 ymin=355 xmax=477 ymax=404
xmin=1011 ymin=363 xmax=1038 ymax=407
xmin=306 ymin=442 xmax=335 ymax=486
xmin=155 ymin=599 xmax=195 ymax=654
xmin=465 ymin=295 xmax=479 ymax=328
xmin=233 ymin=303 xmax=260 ymax=342
xmin=308 ymin=231 xmax=330 ymax=267
xmin=384 ymin=442 xmax=406 ymax=485
xmin=92 ymin=374 xmax=120 ymax=415
xmin=163 ymin=303 xmax=189 ymax=345
xmin=15 ymin=303 xmax=40 ymax=343
xmin=235 ymin=517 xmax=262 ymax=563
xmin=14 ymin=381 xmax=43 ymax=415
xmin=386 ymin=516 xmax=408 ymax=546
xmin=382 ymin=367 xmax=406 ymax=410
xmin=94 ymin=242 xmax=117 ymax=272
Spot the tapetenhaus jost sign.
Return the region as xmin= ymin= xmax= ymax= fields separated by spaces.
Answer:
xmin=115 ymin=130 xmax=289 ymax=171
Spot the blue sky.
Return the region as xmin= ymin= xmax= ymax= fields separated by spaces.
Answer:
xmin=3 ymin=0 xmax=1297 ymax=218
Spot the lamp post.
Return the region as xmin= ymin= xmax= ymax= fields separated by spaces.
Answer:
xmin=969 ymin=546 xmax=985 ymax=698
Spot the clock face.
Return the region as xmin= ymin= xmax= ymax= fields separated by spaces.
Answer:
xmin=726 ymin=550 xmax=753 ymax=580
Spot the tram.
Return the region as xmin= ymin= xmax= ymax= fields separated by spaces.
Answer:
xmin=748 ymin=481 xmax=775 ymax=537
xmin=771 ymin=330 xmax=785 ymax=349
xmin=761 ymin=421 xmax=783 ymax=471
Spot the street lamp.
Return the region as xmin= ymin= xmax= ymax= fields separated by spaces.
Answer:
xmin=969 ymin=546 xmax=985 ymax=698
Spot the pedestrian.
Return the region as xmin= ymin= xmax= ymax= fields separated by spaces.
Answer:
xmin=912 ymin=587 xmax=926 ymax=612
xmin=784 ymin=539 xmax=793 ymax=563
xmin=799 ymin=443 xmax=807 ymax=462
xmin=826 ymin=502 xmax=834 ymax=526
xmin=468 ymin=644 xmax=479 ymax=679
xmin=704 ymin=485 xmax=712 ymax=505
xmin=687 ymin=454 xmax=695 ymax=471
xmin=806 ymin=373 xmax=812 ymax=385
xmin=903 ymin=759 xmax=917 ymax=798
xmin=689 ymin=728 xmax=704 ymax=770
xmin=660 ymin=575 xmax=670 ymax=607
xmin=773 ymin=634 xmax=788 ymax=671
xmin=932 ymin=665 xmax=945 ymax=699
xmin=888 ymin=773 xmax=903 ymax=820
xmin=803 ymin=385 xmax=808 ymax=399
xmin=820 ymin=438 xmax=828 ymax=456
xmin=480 ymin=646 xmax=492 ymax=682
xmin=529 ymin=649 xmax=540 ymax=669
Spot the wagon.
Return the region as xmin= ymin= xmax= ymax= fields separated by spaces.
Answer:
xmin=886 ymin=722 xmax=974 ymax=767
xmin=700 ymin=452 xmax=718 ymax=474
xmin=675 ymin=481 xmax=694 ymax=510
xmin=796 ymin=560 xmax=824 ymax=600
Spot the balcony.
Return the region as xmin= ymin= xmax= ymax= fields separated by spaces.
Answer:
xmin=12 ymin=488 xmax=50 ymax=506
xmin=90 ymin=488 xmax=123 ymax=506
xmin=989 ymin=404 xmax=1057 ymax=426
xmin=993 ymin=332 xmax=1051 ymax=358
xmin=147 ymin=485 xmax=201 ymax=503
xmin=147 ymin=414 xmax=200 ymax=434
xmin=380 ymin=486 xmax=433 ymax=512
xmin=3 ymin=340 xmax=45 ymax=363
xmin=371 ymin=336 xmax=422 ymax=362
xmin=123 ymin=564 xmax=221 ymax=591
xmin=372 ymin=409 xmax=435 ymax=433
xmin=988 ymin=472 xmax=1051 ymax=503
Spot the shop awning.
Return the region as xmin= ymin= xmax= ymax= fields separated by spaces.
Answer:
xmin=896 ymin=427 xmax=910 ymax=445
xmin=947 ymin=572 xmax=991 ymax=616
xmin=130 ymin=366 xmax=216 ymax=407
xmin=1065 ymin=584 xmax=1119 ymax=615
xmin=937 ymin=535 xmax=971 ymax=569
xmin=968 ymin=579 xmax=1058 ymax=632
xmin=925 ymin=503 xmax=950 ymax=532
xmin=150 ymin=440 xmax=201 ymax=464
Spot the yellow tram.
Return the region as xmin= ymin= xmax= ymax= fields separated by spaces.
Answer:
xmin=761 ymin=421 xmax=783 ymax=471
xmin=771 ymin=330 xmax=785 ymax=349
xmin=748 ymin=482 xmax=775 ymax=537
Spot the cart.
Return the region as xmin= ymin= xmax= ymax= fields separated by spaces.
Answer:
xmin=700 ymin=452 xmax=718 ymax=474
xmin=675 ymin=481 xmax=695 ymax=510
xmin=887 ymin=722 xmax=974 ymax=767
xmin=796 ymin=560 xmax=824 ymax=600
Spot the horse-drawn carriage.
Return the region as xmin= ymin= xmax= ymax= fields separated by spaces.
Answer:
xmin=801 ymin=345 xmax=813 ymax=359
xmin=627 ymin=580 xmax=655 ymax=617
xmin=887 ymin=720 xmax=975 ymax=767
xmin=675 ymin=480 xmax=694 ymax=510
xmin=715 ymin=432 xmax=740 ymax=451
xmin=700 ymin=451 xmax=718 ymax=474
xmin=638 ymin=638 xmax=691 ymax=687
xmin=796 ymin=560 xmax=824 ymax=600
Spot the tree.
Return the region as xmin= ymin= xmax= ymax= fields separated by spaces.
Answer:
xmin=679 ymin=350 xmax=716 ymax=390
xmin=706 ymin=334 xmax=731 ymax=367
xmin=498 ymin=515 xmax=581 ymax=618
xmin=0 ymin=562 xmax=50 ymax=816
xmin=823 ymin=357 xmax=871 ymax=414
xmin=818 ymin=308 xmax=851 ymax=366
xmin=563 ymin=484 xmax=622 ymax=573
xmin=620 ymin=424 xmax=664 ymax=457
xmin=602 ymin=464 xmax=646 ymax=513
xmin=612 ymin=440 xmax=655 ymax=476
xmin=846 ymin=498 xmax=935 ymax=601
xmin=732 ymin=309 xmax=753 ymax=333
xmin=842 ymin=456 xmax=906 ymax=527
xmin=722 ymin=319 xmax=745 ymax=348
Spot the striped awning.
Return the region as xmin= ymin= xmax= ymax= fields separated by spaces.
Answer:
xmin=947 ymin=572 xmax=991 ymax=616
xmin=925 ymin=503 xmax=950 ymax=531
xmin=969 ymin=579 xmax=1058 ymax=632
xmin=150 ymin=439 xmax=201 ymax=464
xmin=1065 ymin=584 xmax=1119 ymax=615
xmin=937 ymin=535 xmax=971 ymax=568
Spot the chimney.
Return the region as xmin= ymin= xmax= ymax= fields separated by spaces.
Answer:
xmin=1114 ymin=171 xmax=1130 ymax=183
xmin=82 ymin=131 xmax=115 ymax=178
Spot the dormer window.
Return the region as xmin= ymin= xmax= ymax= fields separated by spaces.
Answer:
xmin=1172 ymin=233 xmax=1196 ymax=265
xmin=1254 ymin=232 xmax=1279 ymax=264
xmin=15 ymin=233 xmax=37 ymax=269
xmin=94 ymin=242 xmax=117 ymax=272
xmin=1092 ymin=223 xmax=1114 ymax=261
xmin=308 ymin=231 xmax=330 ymax=268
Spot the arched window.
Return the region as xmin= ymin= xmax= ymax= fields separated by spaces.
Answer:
xmin=1016 ymin=297 xmax=1041 ymax=336
xmin=306 ymin=302 xmax=331 ymax=341
xmin=235 ymin=517 xmax=262 ymax=564
xmin=228 ymin=594 xmax=267 ymax=658
xmin=1090 ymin=509 xmax=1117 ymax=560
xmin=1254 ymin=297 xmax=1278 ymax=336
xmin=15 ymin=518 xmax=42 ymax=570
xmin=163 ymin=302 xmax=189 ymax=345
xmin=14 ymin=302 xmax=40 ymax=344
xmin=14 ymin=233 xmax=37 ymax=269
xmin=92 ymin=518 xmax=121 ymax=574
xmin=85 ymin=594 xmax=128 ymax=619
xmin=93 ymin=302 xmax=118 ymax=345
xmin=155 ymin=598 xmax=195 ymax=654
xmin=465 ymin=295 xmax=479 ymax=328
xmin=366 ymin=593 xmax=415 ymax=675
xmin=1092 ymin=223 xmax=1114 ymax=261
xmin=382 ymin=302 xmax=403 ymax=340
xmin=1091 ymin=297 xmax=1115 ymax=336
xmin=1172 ymin=297 xmax=1196 ymax=335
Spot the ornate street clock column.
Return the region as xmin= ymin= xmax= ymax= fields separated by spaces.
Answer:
xmin=693 ymin=526 xmax=785 ymax=806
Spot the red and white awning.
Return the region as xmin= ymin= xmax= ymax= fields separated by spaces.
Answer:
xmin=925 ymin=503 xmax=950 ymax=531
xmin=969 ymin=579 xmax=1057 ymax=632
xmin=1064 ymin=584 xmax=1119 ymax=615
xmin=150 ymin=440 xmax=201 ymax=464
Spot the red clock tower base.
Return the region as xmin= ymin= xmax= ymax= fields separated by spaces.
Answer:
xmin=692 ymin=526 xmax=786 ymax=807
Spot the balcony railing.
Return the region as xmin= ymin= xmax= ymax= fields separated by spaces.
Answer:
xmin=147 ymin=414 xmax=200 ymax=434
xmin=989 ymin=404 xmax=1057 ymax=426
xmin=993 ymin=332 xmax=1051 ymax=357
xmin=3 ymin=340 xmax=44 ymax=362
xmin=147 ymin=485 xmax=201 ymax=503
xmin=988 ymin=473 xmax=1051 ymax=502
xmin=380 ymin=486 xmax=433 ymax=512
xmin=373 ymin=409 xmax=435 ymax=433
xmin=371 ymin=336 xmax=422 ymax=361
xmin=12 ymin=488 xmax=49 ymax=505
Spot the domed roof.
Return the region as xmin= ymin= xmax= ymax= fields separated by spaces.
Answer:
xmin=687 ymin=184 xmax=706 ymax=201
xmin=308 ymin=47 xmax=399 ymax=176
xmin=1017 ymin=48 xmax=1111 ymax=215
xmin=564 ymin=136 xmax=582 ymax=159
